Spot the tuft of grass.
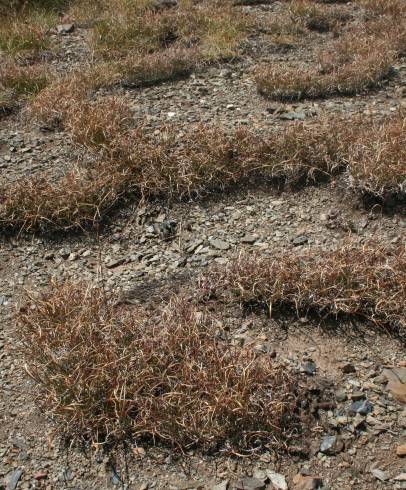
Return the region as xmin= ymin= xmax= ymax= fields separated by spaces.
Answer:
xmin=18 ymin=283 xmax=299 ymax=448
xmin=2 ymin=110 xmax=405 ymax=234
xmin=255 ymin=32 xmax=395 ymax=100
xmin=289 ymin=0 xmax=349 ymax=33
xmin=347 ymin=113 xmax=406 ymax=198
xmin=90 ymin=0 xmax=249 ymax=61
xmin=0 ymin=61 xmax=49 ymax=100
xmin=0 ymin=117 xmax=346 ymax=233
xmin=203 ymin=243 xmax=406 ymax=330
xmin=358 ymin=0 xmax=406 ymax=17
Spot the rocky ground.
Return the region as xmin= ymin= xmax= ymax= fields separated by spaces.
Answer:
xmin=0 ymin=1 xmax=405 ymax=489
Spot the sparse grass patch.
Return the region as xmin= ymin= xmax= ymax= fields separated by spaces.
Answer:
xmin=204 ymin=243 xmax=406 ymax=330
xmin=18 ymin=283 xmax=299 ymax=448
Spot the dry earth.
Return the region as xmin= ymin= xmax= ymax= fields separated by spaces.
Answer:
xmin=0 ymin=1 xmax=405 ymax=489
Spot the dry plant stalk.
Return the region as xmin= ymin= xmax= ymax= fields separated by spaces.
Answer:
xmin=203 ymin=243 xmax=406 ymax=330
xmin=18 ymin=283 xmax=299 ymax=449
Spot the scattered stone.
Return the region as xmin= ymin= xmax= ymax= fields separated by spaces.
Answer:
xmin=394 ymin=473 xmax=406 ymax=481
xmin=106 ymin=257 xmax=126 ymax=269
xmin=342 ymin=363 xmax=356 ymax=374
xmin=234 ymin=477 xmax=266 ymax=490
xmin=351 ymin=391 xmax=365 ymax=401
xmin=335 ymin=390 xmax=347 ymax=402
xmin=33 ymin=471 xmax=48 ymax=480
xmin=319 ymin=435 xmax=343 ymax=455
xmin=56 ymin=23 xmax=74 ymax=34
xmin=169 ymin=479 xmax=205 ymax=490
xmin=292 ymin=235 xmax=308 ymax=246
xmin=266 ymin=471 xmax=287 ymax=490
xmin=209 ymin=238 xmax=230 ymax=251
xmin=292 ymin=474 xmax=323 ymax=490
xmin=396 ymin=444 xmax=406 ymax=457
xmin=7 ymin=469 xmax=23 ymax=490
xmin=348 ymin=400 xmax=373 ymax=416
xmin=301 ymin=361 xmax=317 ymax=375
xmin=371 ymin=469 xmax=389 ymax=482
xmin=241 ymin=234 xmax=256 ymax=244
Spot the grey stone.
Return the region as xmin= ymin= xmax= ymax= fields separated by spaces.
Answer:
xmin=335 ymin=390 xmax=347 ymax=402
xmin=56 ymin=23 xmax=75 ymax=34
xmin=241 ymin=234 xmax=256 ymax=244
xmin=266 ymin=471 xmax=288 ymax=490
xmin=209 ymin=238 xmax=230 ymax=251
xmin=234 ymin=477 xmax=266 ymax=490
xmin=7 ymin=469 xmax=23 ymax=490
xmin=292 ymin=235 xmax=308 ymax=246
xmin=319 ymin=435 xmax=341 ymax=455
xmin=371 ymin=469 xmax=389 ymax=481
xmin=349 ymin=400 xmax=373 ymax=416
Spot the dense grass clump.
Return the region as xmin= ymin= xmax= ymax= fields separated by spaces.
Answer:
xmin=19 ymin=283 xmax=299 ymax=448
xmin=202 ymin=243 xmax=406 ymax=330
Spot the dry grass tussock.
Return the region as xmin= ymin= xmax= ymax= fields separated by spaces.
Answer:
xmin=203 ymin=243 xmax=406 ymax=331
xmin=89 ymin=0 xmax=248 ymax=62
xmin=255 ymin=30 xmax=395 ymax=100
xmin=0 ymin=61 xmax=49 ymax=111
xmin=0 ymin=115 xmax=347 ymax=232
xmin=347 ymin=112 xmax=406 ymax=198
xmin=18 ymin=283 xmax=299 ymax=449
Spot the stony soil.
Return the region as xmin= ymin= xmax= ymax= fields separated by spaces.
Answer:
xmin=0 ymin=1 xmax=405 ymax=489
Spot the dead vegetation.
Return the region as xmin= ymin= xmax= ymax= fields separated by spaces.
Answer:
xmin=347 ymin=112 xmax=406 ymax=198
xmin=18 ymin=283 xmax=299 ymax=448
xmin=2 ymin=109 xmax=405 ymax=233
xmin=203 ymin=243 xmax=406 ymax=331
xmin=255 ymin=29 xmax=395 ymax=99
xmin=0 ymin=116 xmax=346 ymax=233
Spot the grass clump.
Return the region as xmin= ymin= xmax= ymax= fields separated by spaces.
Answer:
xmin=289 ymin=0 xmax=349 ymax=33
xmin=19 ymin=283 xmax=299 ymax=448
xmin=0 ymin=61 xmax=49 ymax=109
xmin=204 ymin=243 xmax=406 ymax=330
xmin=347 ymin=113 xmax=406 ymax=199
xmin=90 ymin=0 xmax=248 ymax=61
xmin=0 ymin=117 xmax=345 ymax=233
xmin=255 ymin=33 xmax=395 ymax=100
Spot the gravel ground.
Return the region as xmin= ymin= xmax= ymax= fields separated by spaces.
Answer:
xmin=0 ymin=1 xmax=405 ymax=489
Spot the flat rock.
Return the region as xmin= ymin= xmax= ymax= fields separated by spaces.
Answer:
xmin=56 ymin=23 xmax=74 ymax=34
xmin=241 ymin=234 xmax=256 ymax=244
xmin=371 ymin=469 xmax=389 ymax=482
xmin=169 ymin=479 xmax=205 ymax=490
xmin=234 ymin=477 xmax=266 ymax=490
xmin=266 ymin=471 xmax=287 ymax=490
xmin=387 ymin=381 xmax=406 ymax=404
xmin=7 ymin=469 xmax=23 ymax=490
xmin=209 ymin=238 xmax=230 ymax=251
